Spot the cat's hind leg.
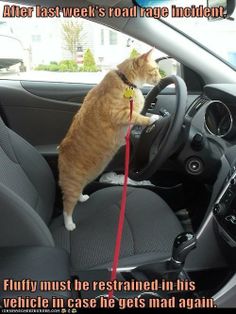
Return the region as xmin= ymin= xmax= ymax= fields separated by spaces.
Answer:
xmin=62 ymin=189 xmax=89 ymax=231
xmin=63 ymin=195 xmax=78 ymax=231
xmin=63 ymin=211 xmax=76 ymax=232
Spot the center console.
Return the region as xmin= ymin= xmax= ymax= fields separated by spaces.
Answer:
xmin=77 ymin=232 xmax=198 ymax=301
xmin=213 ymin=165 xmax=236 ymax=248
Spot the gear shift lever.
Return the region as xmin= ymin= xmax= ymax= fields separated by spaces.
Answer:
xmin=168 ymin=232 xmax=197 ymax=280
xmin=172 ymin=232 xmax=197 ymax=265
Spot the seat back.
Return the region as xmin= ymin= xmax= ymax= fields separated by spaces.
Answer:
xmin=0 ymin=117 xmax=55 ymax=225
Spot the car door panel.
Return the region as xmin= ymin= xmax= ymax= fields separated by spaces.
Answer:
xmin=0 ymin=79 xmax=91 ymax=181
xmin=0 ymin=80 xmax=90 ymax=147
xmin=0 ymin=79 xmax=199 ymax=149
xmin=21 ymin=81 xmax=93 ymax=103
xmin=0 ymin=79 xmax=199 ymax=179
xmin=0 ymin=81 xmax=178 ymax=148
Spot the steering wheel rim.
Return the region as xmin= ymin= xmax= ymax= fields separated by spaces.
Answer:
xmin=129 ymin=75 xmax=188 ymax=181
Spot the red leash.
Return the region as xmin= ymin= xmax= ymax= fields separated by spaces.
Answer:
xmin=108 ymin=97 xmax=133 ymax=299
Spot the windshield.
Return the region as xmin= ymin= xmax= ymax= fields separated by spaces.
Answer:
xmin=138 ymin=0 xmax=236 ymax=69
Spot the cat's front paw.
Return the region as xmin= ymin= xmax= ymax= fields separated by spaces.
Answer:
xmin=79 ymin=194 xmax=89 ymax=202
xmin=149 ymin=114 xmax=162 ymax=125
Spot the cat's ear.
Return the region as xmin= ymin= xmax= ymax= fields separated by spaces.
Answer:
xmin=140 ymin=48 xmax=155 ymax=61
xmin=134 ymin=48 xmax=155 ymax=67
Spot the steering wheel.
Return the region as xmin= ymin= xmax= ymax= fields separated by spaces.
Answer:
xmin=129 ymin=75 xmax=188 ymax=181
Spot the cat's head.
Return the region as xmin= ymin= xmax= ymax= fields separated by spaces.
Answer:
xmin=117 ymin=49 xmax=161 ymax=87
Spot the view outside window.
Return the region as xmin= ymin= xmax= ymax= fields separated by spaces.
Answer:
xmin=0 ymin=2 xmax=178 ymax=84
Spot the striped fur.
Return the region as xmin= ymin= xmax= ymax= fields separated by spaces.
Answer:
xmin=58 ymin=49 xmax=161 ymax=231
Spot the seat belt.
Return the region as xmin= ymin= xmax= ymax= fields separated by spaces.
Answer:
xmin=108 ymin=89 xmax=134 ymax=299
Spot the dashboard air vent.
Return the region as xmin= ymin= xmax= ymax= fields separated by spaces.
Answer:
xmin=187 ymin=96 xmax=209 ymax=118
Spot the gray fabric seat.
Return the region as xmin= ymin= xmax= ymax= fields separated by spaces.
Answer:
xmin=0 ymin=117 xmax=183 ymax=271
xmin=51 ymin=187 xmax=183 ymax=271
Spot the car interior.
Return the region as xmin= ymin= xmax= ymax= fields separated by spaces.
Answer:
xmin=0 ymin=0 xmax=236 ymax=308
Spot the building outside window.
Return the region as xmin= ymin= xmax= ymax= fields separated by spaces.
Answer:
xmin=109 ymin=30 xmax=117 ymax=45
xmin=100 ymin=29 xmax=104 ymax=46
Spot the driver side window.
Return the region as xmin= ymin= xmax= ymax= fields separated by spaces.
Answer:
xmin=0 ymin=5 xmax=179 ymax=84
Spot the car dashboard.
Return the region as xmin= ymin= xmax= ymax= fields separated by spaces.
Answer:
xmin=188 ymin=83 xmax=236 ymax=261
xmin=187 ymin=84 xmax=236 ymax=145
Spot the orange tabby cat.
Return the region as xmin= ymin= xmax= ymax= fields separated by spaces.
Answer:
xmin=58 ymin=49 xmax=161 ymax=231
